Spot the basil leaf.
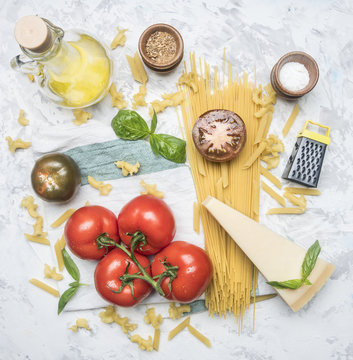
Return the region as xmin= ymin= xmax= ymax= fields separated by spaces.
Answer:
xmin=301 ymin=240 xmax=321 ymax=280
xmin=149 ymin=134 xmax=160 ymax=156
xmin=152 ymin=134 xmax=186 ymax=163
xmin=267 ymin=279 xmax=303 ymax=290
xmin=303 ymin=278 xmax=312 ymax=286
xmin=62 ymin=248 xmax=80 ymax=282
xmin=111 ymin=110 xmax=150 ymax=140
xmin=68 ymin=281 xmax=80 ymax=288
xmin=267 ymin=240 xmax=322 ymax=291
xmin=150 ymin=110 xmax=157 ymax=134
xmin=58 ymin=286 xmax=79 ymax=314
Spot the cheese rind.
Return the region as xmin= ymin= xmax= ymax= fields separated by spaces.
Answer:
xmin=202 ymin=196 xmax=335 ymax=312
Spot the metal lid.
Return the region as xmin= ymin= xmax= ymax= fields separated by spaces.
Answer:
xmin=14 ymin=15 xmax=52 ymax=53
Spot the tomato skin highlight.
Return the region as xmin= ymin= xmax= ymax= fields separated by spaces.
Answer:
xmin=94 ymin=248 xmax=152 ymax=307
xmin=118 ymin=195 xmax=176 ymax=255
xmin=151 ymin=241 xmax=213 ymax=303
xmin=65 ymin=205 xmax=119 ymax=260
xmin=31 ymin=153 xmax=81 ymax=203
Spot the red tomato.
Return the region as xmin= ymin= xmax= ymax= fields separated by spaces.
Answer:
xmin=151 ymin=241 xmax=213 ymax=303
xmin=94 ymin=248 xmax=152 ymax=307
xmin=65 ymin=205 xmax=119 ymax=260
xmin=118 ymin=195 xmax=176 ymax=255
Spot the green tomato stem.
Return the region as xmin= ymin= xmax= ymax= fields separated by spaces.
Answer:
xmin=96 ymin=233 xmax=178 ymax=297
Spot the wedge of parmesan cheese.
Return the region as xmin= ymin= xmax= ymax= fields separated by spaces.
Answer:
xmin=202 ymin=196 xmax=335 ymax=312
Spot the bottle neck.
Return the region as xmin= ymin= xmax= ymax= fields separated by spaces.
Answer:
xmin=20 ymin=18 xmax=65 ymax=62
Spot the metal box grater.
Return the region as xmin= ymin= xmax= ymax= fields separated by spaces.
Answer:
xmin=282 ymin=120 xmax=331 ymax=188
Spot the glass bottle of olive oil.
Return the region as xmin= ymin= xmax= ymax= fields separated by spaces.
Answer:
xmin=11 ymin=16 xmax=112 ymax=108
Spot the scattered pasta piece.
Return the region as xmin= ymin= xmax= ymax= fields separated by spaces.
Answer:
xmin=69 ymin=318 xmax=91 ymax=332
xmin=132 ymin=85 xmax=147 ymax=109
xmin=168 ymin=303 xmax=191 ymax=320
xmin=99 ymin=306 xmax=137 ymax=334
xmin=110 ymin=27 xmax=128 ymax=49
xmin=260 ymin=134 xmax=284 ymax=170
xmin=24 ymin=234 xmax=50 ymax=245
xmin=265 ymin=83 xmax=276 ymax=97
xmin=253 ymin=83 xmax=276 ymax=144
xmin=261 ymin=181 xmax=285 ymax=207
xmin=115 ymin=160 xmax=140 ymax=176
xmin=21 ymin=196 xmax=39 ymax=218
xmin=21 ymin=196 xmax=49 ymax=244
xmin=117 ymin=317 xmax=137 ymax=334
xmin=84 ymin=200 xmax=90 ymax=206
xmin=73 ymin=109 xmax=92 ymax=126
xmin=87 ymin=176 xmax=112 ymax=196
xmin=252 ymin=84 xmax=276 ymax=106
xmin=260 ymin=165 xmax=282 ymax=189
xmin=126 ymin=52 xmax=148 ymax=84
xmin=130 ymin=335 xmax=153 ymax=352
xmin=140 ymin=179 xmax=164 ymax=198
xmin=193 ymin=202 xmax=200 ymax=234
xmin=149 ymin=91 xmax=185 ymax=117
xmin=55 ymin=234 xmax=66 ymax=272
xmin=261 ymin=155 xmax=280 ymax=170
xmin=27 ymin=74 xmax=35 ymax=82
xmin=29 ymin=278 xmax=60 ymax=297
xmin=267 ymin=207 xmax=305 ymax=215
xmin=283 ymin=192 xmax=307 ymax=210
xmin=50 ymin=208 xmax=76 ymax=228
xmin=109 ymin=83 xmax=128 ymax=109
xmin=242 ymin=141 xmax=267 ymax=169
xmin=282 ymin=104 xmax=300 ymax=137
xmin=260 ymin=93 xmax=276 ymax=106
xmin=168 ymin=316 xmax=190 ymax=340
xmin=263 ymin=134 xmax=285 ymax=154
xmin=6 ymin=136 xmax=31 ymax=153
xmin=254 ymin=112 xmax=270 ymax=144
xmin=178 ymin=71 xmax=198 ymax=93
xmin=252 ymin=85 xmax=262 ymax=105
xmin=283 ymin=187 xmax=321 ymax=196
xmin=254 ymin=105 xmax=274 ymax=118
xmin=44 ymin=264 xmax=63 ymax=281
xmin=32 ymin=216 xmax=47 ymax=237
xmin=99 ymin=306 xmax=116 ymax=324
xmin=153 ymin=328 xmax=161 ymax=351
xmin=144 ymin=308 xmax=163 ymax=330
xmin=18 ymin=109 xmax=29 ymax=126
xmin=262 ymin=111 xmax=274 ymax=141
xmin=187 ymin=324 xmax=211 ymax=348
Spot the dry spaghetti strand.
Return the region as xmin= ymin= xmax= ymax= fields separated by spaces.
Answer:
xmin=178 ymin=53 xmax=274 ymax=331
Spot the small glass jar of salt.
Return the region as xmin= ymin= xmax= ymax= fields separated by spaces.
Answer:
xmin=279 ymin=62 xmax=310 ymax=92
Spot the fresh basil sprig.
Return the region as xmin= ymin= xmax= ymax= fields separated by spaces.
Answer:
xmin=267 ymin=240 xmax=321 ymax=290
xmin=111 ymin=110 xmax=150 ymax=140
xmin=58 ymin=249 xmax=87 ymax=315
xmin=62 ymin=248 xmax=80 ymax=281
xmin=150 ymin=134 xmax=186 ymax=164
xmin=111 ymin=109 xmax=186 ymax=164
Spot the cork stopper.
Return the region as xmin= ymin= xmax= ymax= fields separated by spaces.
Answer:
xmin=14 ymin=15 xmax=52 ymax=53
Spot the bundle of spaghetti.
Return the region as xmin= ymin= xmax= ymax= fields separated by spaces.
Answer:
xmin=178 ymin=53 xmax=274 ymax=328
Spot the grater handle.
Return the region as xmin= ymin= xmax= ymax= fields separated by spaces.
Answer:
xmin=303 ymin=120 xmax=331 ymax=137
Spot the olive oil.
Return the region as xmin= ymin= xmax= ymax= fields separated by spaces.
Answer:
xmin=46 ymin=34 xmax=111 ymax=107
xmin=12 ymin=16 xmax=112 ymax=108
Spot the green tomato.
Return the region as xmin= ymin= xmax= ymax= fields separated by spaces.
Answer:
xmin=31 ymin=153 xmax=81 ymax=203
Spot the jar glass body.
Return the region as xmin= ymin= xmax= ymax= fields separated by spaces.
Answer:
xmin=11 ymin=19 xmax=113 ymax=109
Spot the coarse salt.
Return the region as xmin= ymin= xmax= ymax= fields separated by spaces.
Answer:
xmin=279 ymin=62 xmax=310 ymax=92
